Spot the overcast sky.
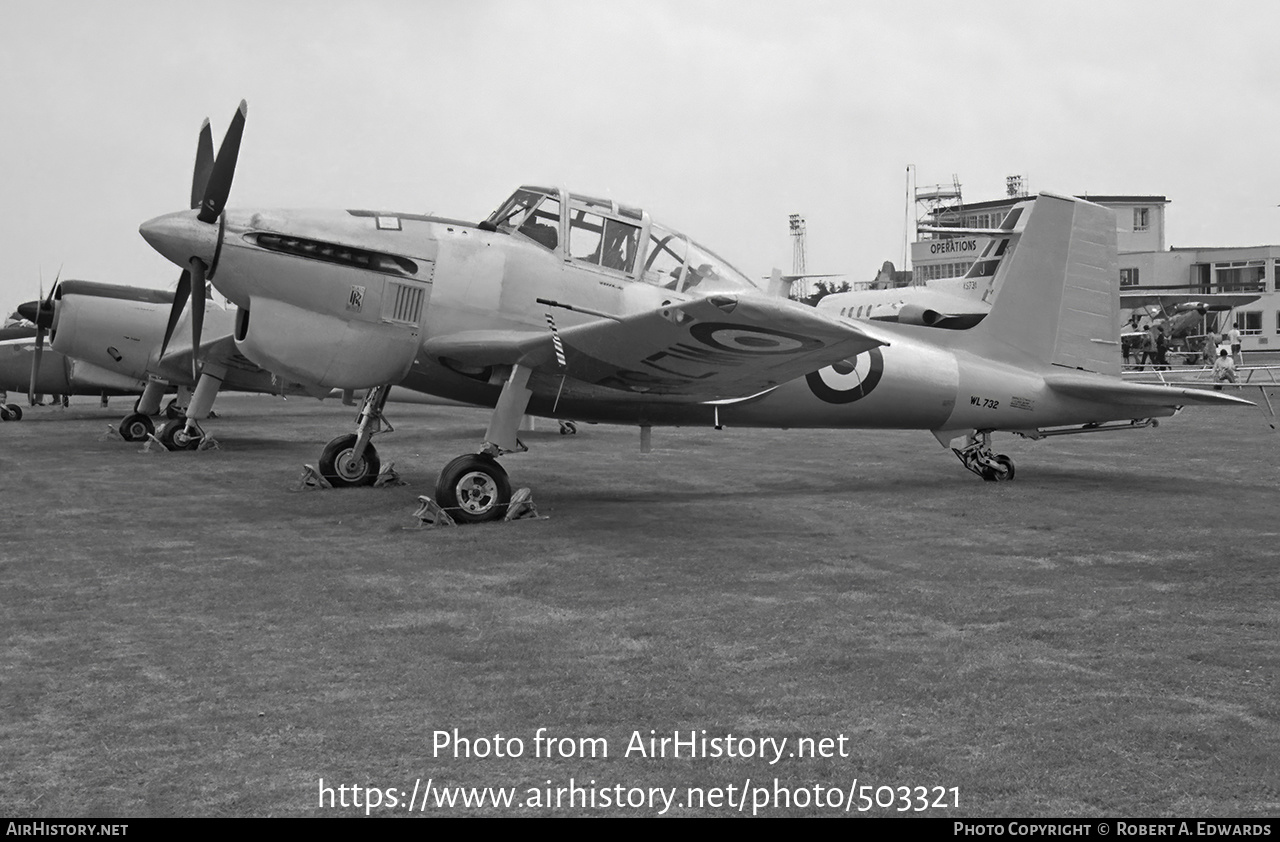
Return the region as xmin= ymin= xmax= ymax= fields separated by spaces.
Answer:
xmin=3 ymin=0 xmax=1278 ymax=311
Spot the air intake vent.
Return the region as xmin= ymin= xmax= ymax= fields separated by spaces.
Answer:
xmin=384 ymin=281 xmax=425 ymax=325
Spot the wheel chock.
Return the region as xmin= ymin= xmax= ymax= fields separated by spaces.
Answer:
xmin=295 ymin=464 xmax=333 ymax=491
xmin=140 ymin=434 xmax=168 ymax=454
xmin=504 ymin=487 xmax=539 ymax=521
xmin=99 ymin=425 xmax=124 ymax=441
xmin=197 ymin=436 xmax=221 ymax=451
xmin=373 ymin=461 xmax=408 ymax=488
xmin=413 ymin=496 xmax=456 ymax=528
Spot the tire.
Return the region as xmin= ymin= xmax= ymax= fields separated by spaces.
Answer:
xmin=157 ymin=420 xmax=201 ymax=451
xmin=6 ymin=404 xmax=22 ymax=421
xmin=992 ymin=454 xmax=1015 ymax=482
xmin=319 ymin=434 xmax=380 ymax=487
xmin=435 ymin=454 xmax=512 ymax=524
xmin=0 ymin=406 xmax=10 ymax=422
xmin=164 ymin=399 xmax=184 ymax=420
xmin=119 ymin=412 xmax=155 ymax=442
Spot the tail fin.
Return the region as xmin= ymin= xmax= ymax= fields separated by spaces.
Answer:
xmin=972 ymin=192 xmax=1119 ymax=375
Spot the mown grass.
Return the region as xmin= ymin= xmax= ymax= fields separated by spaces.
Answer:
xmin=1 ymin=394 xmax=1277 ymax=817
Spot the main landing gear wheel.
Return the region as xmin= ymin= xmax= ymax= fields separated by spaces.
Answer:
xmin=982 ymin=454 xmax=1015 ymax=482
xmin=435 ymin=454 xmax=512 ymax=524
xmin=319 ymin=433 xmax=381 ymax=487
xmin=157 ymin=420 xmax=202 ymax=451
xmin=119 ymin=412 xmax=155 ymax=442
xmin=1 ymin=403 xmax=20 ymax=421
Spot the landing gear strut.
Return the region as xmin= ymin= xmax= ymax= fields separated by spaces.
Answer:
xmin=953 ymin=431 xmax=1016 ymax=482
xmin=157 ymin=364 xmax=225 ymax=451
xmin=318 ymin=384 xmax=391 ymax=487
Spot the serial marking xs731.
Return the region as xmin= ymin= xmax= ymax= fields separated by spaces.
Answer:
xmin=138 ymin=103 xmax=1252 ymax=522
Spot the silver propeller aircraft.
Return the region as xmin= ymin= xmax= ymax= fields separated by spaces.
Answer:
xmin=137 ymin=103 xmax=1252 ymax=523
xmin=1 ymin=297 xmax=149 ymax=420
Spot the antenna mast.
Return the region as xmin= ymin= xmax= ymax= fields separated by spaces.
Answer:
xmin=789 ymin=213 xmax=808 ymax=299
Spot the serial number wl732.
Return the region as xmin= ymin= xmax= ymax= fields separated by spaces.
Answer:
xmin=970 ymin=396 xmax=999 ymax=410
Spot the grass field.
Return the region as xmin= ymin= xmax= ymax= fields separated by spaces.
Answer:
xmin=2 ymin=394 xmax=1277 ymax=817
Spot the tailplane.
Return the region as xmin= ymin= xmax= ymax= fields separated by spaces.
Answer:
xmin=972 ymin=193 xmax=1120 ymax=375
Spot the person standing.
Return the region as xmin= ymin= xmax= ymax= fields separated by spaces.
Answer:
xmin=1138 ymin=324 xmax=1157 ymax=371
xmin=1202 ymin=333 xmax=1218 ymax=366
xmin=1154 ymin=326 xmax=1170 ymax=371
xmin=1228 ymin=324 xmax=1242 ymax=368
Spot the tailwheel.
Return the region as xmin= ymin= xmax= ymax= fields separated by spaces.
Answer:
xmin=319 ymin=433 xmax=380 ymax=487
xmin=157 ymin=420 xmax=202 ymax=451
xmin=435 ymin=454 xmax=512 ymax=524
xmin=119 ymin=412 xmax=155 ymax=442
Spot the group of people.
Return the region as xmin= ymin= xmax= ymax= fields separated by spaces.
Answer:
xmin=1124 ymin=322 xmax=1174 ymax=371
xmin=1122 ymin=320 xmax=1244 ymax=388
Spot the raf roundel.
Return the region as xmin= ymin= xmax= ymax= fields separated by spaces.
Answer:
xmin=689 ymin=323 xmax=823 ymax=355
xmin=805 ymin=348 xmax=885 ymax=404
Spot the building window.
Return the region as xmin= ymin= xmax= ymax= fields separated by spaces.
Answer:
xmin=1133 ymin=207 xmax=1149 ymax=231
xmin=1275 ymin=311 xmax=1280 ymax=334
xmin=1241 ymin=311 xmax=1263 ymax=336
xmin=1120 ymin=267 xmax=1139 ymax=287
xmin=1214 ymin=261 xmax=1266 ymax=293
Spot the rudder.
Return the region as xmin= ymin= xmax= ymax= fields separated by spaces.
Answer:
xmin=972 ymin=193 xmax=1119 ymax=375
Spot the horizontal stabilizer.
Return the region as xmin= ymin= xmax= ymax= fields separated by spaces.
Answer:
xmin=1045 ymin=372 xmax=1255 ymax=408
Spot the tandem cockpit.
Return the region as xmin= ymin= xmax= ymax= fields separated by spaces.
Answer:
xmin=478 ymin=186 xmax=758 ymax=295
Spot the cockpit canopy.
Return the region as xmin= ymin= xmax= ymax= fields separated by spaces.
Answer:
xmin=482 ymin=186 xmax=758 ymax=295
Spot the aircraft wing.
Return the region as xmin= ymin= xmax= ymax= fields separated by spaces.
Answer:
xmin=1045 ymin=371 xmax=1255 ymax=407
xmin=425 ymin=293 xmax=889 ymax=398
xmin=0 ymin=325 xmax=39 ymax=342
xmin=1120 ymin=292 xmax=1261 ymax=310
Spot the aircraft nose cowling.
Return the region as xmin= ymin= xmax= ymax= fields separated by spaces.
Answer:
xmin=139 ymin=210 xmax=219 ymax=271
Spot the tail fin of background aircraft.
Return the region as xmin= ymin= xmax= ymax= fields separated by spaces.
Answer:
xmin=971 ymin=193 xmax=1120 ymax=376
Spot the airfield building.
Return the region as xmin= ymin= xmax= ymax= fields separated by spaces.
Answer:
xmin=912 ymin=186 xmax=1280 ymax=353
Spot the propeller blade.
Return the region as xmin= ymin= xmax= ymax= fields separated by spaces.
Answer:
xmin=189 ymin=260 xmax=206 ymax=382
xmin=197 ymin=100 xmax=247 ymax=224
xmin=28 ymin=327 xmax=45 ymax=405
xmin=160 ymin=269 xmax=191 ymax=358
xmin=191 ymin=118 xmax=214 ymax=211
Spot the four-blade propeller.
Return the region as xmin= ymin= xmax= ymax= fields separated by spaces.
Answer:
xmin=159 ymin=100 xmax=247 ymax=382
